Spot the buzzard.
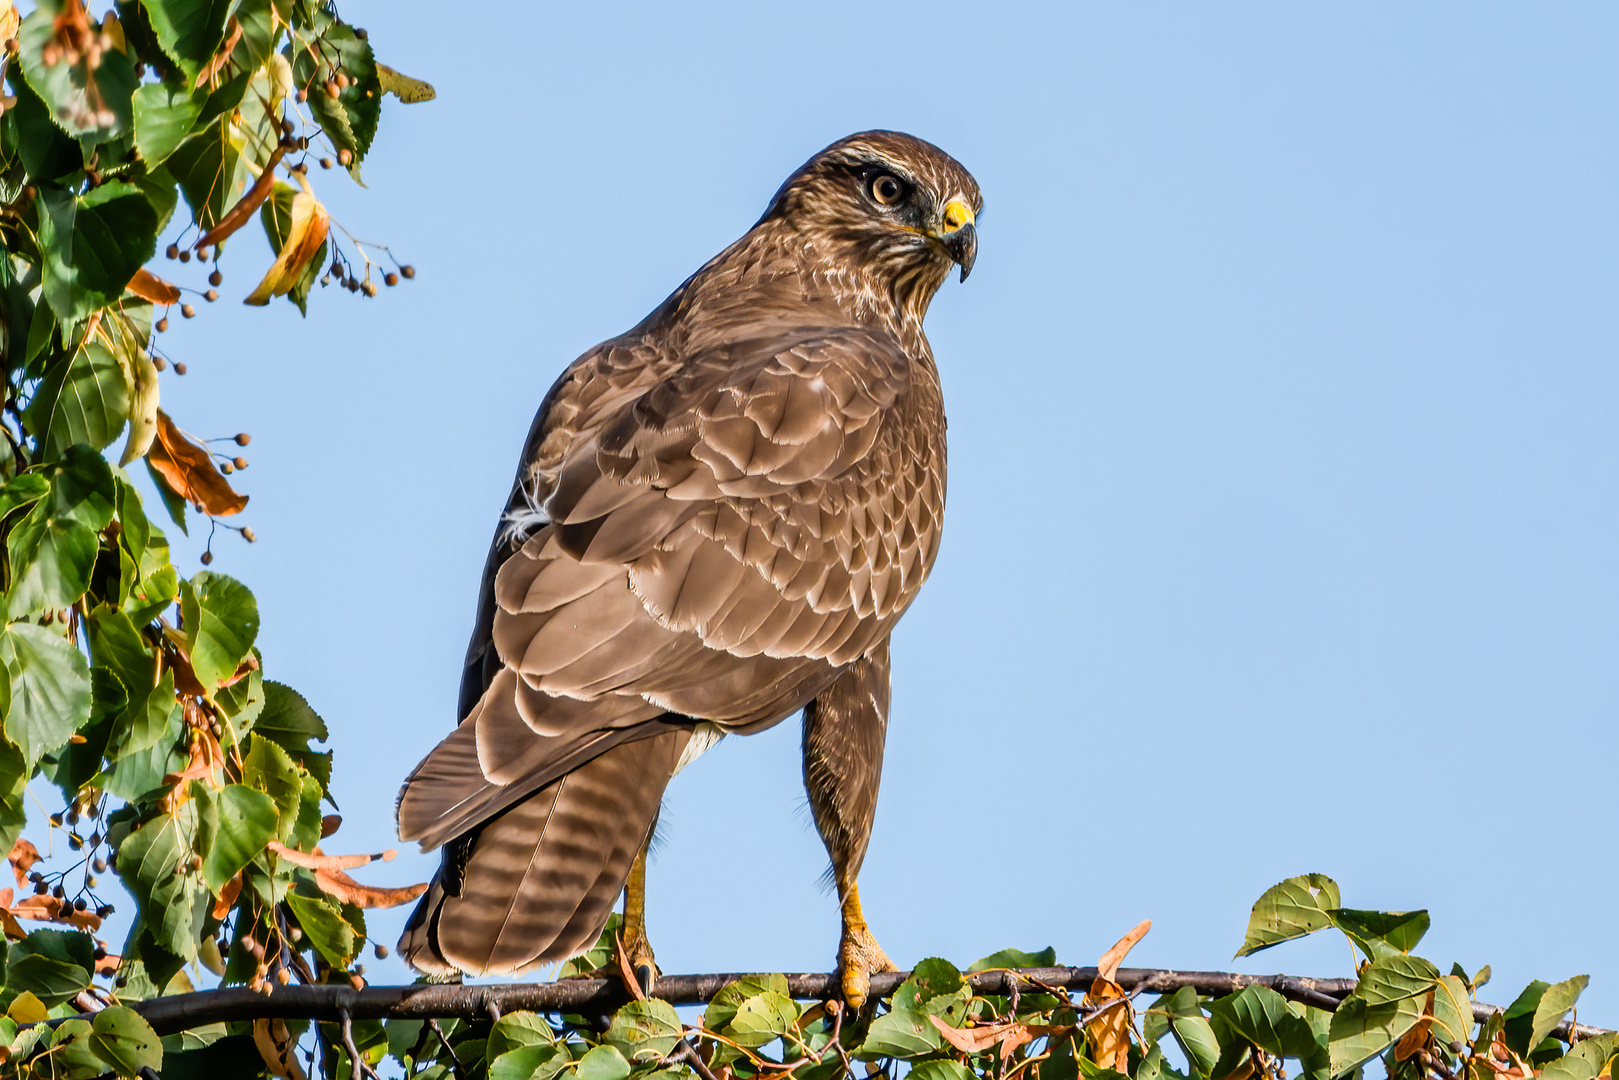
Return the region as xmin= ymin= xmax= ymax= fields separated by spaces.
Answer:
xmin=396 ymin=130 xmax=980 ymax=1005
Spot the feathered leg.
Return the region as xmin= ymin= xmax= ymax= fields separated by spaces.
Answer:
xmin=801 ymin=638 xmax=893 ymax=1007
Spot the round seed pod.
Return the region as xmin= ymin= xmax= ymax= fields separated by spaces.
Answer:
xmin=180 ymin=304 xmax=195 ymax=319
xmin=233 ymin=457 xmax=247 ymax=470
xmin=400 ymin=265 xmax=415 ymax=279
xmin=200 ymin=551 xmax=213 ymax=565
xmin=384 ymin=272 xmax=398 ymax=287
xmin=208 ymin=270 xmax=222 ymax=286
xmin=204 ymin=289 xmax=218 ymax=302
xmin=155 ymin=317 xmax=169 ymax=332
xmin=174 ymin=361 xmax=187 ymax=375
xmin=235 ymin=433 xmax=251 ymax=446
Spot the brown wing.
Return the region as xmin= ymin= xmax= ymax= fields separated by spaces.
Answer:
xmin=396 ymin=326 xmax=945 ymax=974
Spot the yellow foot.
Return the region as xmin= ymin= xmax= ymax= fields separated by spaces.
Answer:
xmin=560 ymin=931 xmax=658 ymax=998
xmin=616 ymin=924 xmax=659 ymax=998
xmin=837 ymin=884 xmax=895 ymax=1009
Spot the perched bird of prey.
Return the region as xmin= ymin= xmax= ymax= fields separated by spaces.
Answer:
xmin=396 ymin=130 xmax=980 ymax=1005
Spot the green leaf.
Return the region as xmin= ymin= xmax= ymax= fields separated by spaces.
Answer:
xmin=25 ymin=337 xmax=131 ymax=461
xmin=179 ymin=572 xmax=259 ymax=691
xmin=215 ymin=667 xmax=265 ymax=731
xmin=36 ymin=182 xmax=159 ymax=327
xmin=254 ymin=680 xmax=329 ymax=775
xmin=1430 ymin=975 xmax=1474 ymax=1047
xmin=199 ymin=783 xmax=277 ymax=893
xmin=909 ymin=1064 xmax=974 ymax=1080
xmin=1235 ymin=874 xmax=1341 ymax=958
xmin=6 ymin=69 xmax=83 ymax=181
xmin=1351 ymin=956 xmax=1441 ymax=1007
xmin=1206 ymin=985 xmax=1321 ymax=1059
xmin=726 ymin=990 xmax=800 ymax=1049
xmin=141 ymin=0 xmax=233 ymax=83
xmin=132 ymin=78 xmax=206 ymax=166
xmin=490 ymin=1044 xmax=571 ymax=1080
xmin=0 ymin=474 xmax=50 ymax=522
xmin=15 ymin=5 xmax=137 ymax=142
xmin=116 ymin=802 xmax=206 ymax=962
xmin=165 ymin=115 xmax=244 ymax=232
xmin=1539 ymin=1033 xmax=1619 ymax=1080
xmin=99 ymin=724 xmax=185 ymax=801
xmin=243 ymin=733 xmax=301 ymax=839
xmin=488 ymin=1011 xmax=556 ymax=1058
xmin=858 ymin=1007 xmax=940 ymax=1058
xmin=291 ymin=22 xmax=379 ymax=175
xmin=604 ymin=998 xmax=683 ymax=1060
xmin=1151 ymin=986 xmax=1221 ymax=1075
xmin=89 ymin=1005 xmax=163 ymax=1075
xmin=5 ymin=501 xmax=99 ymax=618
xmin=8 ymin=929 xmax=93 ymax=1007
xmin=703 ymin=973 xmax=788 ymax=1032
xmin=0 ymin=622 xmax=92 ymax=765
xmin=1530 ymin=976 xmax=1589 ymax=1052
xmin=7 ymin=448 xmax=117 ymax=617
xmin=1327 ymin=909 xmax=1431 ymax=963
xmin=575 ymin=1044 xmax=631 ymax=1080
xmin=1327 ymin=994 xmax=1422 ymax=1076
xmin=284 ymin=891 xmax=356 ymax=967
xmin=968 ymin=945 xmax=1058 ymax=971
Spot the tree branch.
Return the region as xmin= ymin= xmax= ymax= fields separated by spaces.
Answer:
xmin=112 ymin=966 xmax=1612 ymax=1043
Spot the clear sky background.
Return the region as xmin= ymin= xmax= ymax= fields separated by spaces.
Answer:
xmin=136 ymin=2 xmax=1617 ymax=1025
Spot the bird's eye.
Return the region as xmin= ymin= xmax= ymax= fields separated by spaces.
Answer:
xmin=869 ymin=174 xmax=906 ymax=207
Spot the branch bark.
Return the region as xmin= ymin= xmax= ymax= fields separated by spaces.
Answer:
xmin=114 ymin=966 xmax=1612 ymax=1043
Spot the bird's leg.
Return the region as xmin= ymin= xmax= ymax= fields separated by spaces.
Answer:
xmin=837 ymin=881 xmax=893 ymax=1008
xmin=616 ymin=832 xmax=658 ymax=995
xmin=802 ymin=640 xmax=895 ymax=1009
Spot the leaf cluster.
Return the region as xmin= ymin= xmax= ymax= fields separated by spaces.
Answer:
xmin=0 ymin=0 xmax=427 ymax=1074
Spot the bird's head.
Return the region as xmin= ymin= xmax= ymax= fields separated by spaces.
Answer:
xmin=763 ymin=130 xmax=982 ymax=318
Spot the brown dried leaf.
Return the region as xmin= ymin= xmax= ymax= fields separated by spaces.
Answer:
xmin=254 ymin=1017 xmax=310 ymax=1080
xmin=10 ymin=893 xmax=102 ymax=932
xmin=0 ymin=905 xmax=21 ymax=941
xmin=927 ymin=1016 xmax=1053 ymax=1059
xmin=1097 ymin=919 xmax=1151 ymax=983
xmin=125 ymin=267 xmax=181 ymax=305
xmin=94 ymin=951 xmax=120 ymax=976
xmin=148 ymin=409 xmax=248 ymax=517
xmin=8 ymin=838 xmax=40 ymax=890
xmin=1084 ymin=977 xmax=1131 ymax=1071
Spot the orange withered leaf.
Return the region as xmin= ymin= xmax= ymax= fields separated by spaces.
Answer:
xmin=928 ymin=1016 xmax=1043 ymax=1060
xmin=7 ymin=838 xmax=40 ymax=891
xmin=196 ymin=146 xmax=286 ymax=249
xmin=147 ymin=409 xmax=249 ymax=517
xmin=311 ymin=867 xmax=427 ymax=910
xmin=125 ymin=268 xmax=181 ymax=305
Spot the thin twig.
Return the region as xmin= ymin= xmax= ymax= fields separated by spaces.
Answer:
xmin=427 ymin=1018 xmax=466 ymax=1080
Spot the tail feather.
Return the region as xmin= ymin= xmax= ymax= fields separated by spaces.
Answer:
xmin=397 ymin=729 xmax=689 ymax=976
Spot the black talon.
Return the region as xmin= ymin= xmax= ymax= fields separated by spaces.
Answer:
xmin=635 ymin=963 xmax=655 ymax=997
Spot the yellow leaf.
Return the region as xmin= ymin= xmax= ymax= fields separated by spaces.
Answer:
xmin=244 ymin=187 xmax=329 ymax=305
xmin=0 ymin=4 xmax=18 ymax=44
xmin=377 ymin=62 xmax=436 ymax=103
xmin=6 ymin=991 xmax=47 ymax=1024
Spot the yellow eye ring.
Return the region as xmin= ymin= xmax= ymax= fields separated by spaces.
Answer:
xmin=869 ymin=174 xmax=905 ymax=207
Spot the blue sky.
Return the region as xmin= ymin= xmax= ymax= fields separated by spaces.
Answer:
xmin=139 ymin=1 xmax=1617 ymax=1023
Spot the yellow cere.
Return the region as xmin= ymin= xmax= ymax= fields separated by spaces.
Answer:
xmin=942 ymin=199 xmax=976 ymax=232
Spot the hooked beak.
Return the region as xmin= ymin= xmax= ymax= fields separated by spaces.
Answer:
xmin=934 ymin=199 xmax=978 ymax=282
